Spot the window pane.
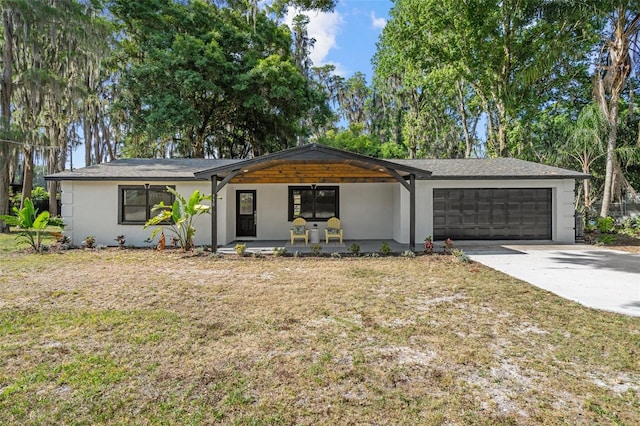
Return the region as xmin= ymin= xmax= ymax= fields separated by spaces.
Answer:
xmin=315 ymin=189 xmax=336 ymax=218
xmin=299 ymin=190 xmax=313 ymax=218
xmin=123 ymin=189 xmax=146 ymax=205
xmin=123 ymin=205 xmax=147 ymax=222
xmin=239 ymin=193 xmax=254 ymax=215
xmin=149 ymin=189 xmax=171 ymax=206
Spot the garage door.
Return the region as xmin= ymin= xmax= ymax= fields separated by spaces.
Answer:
xmin=433 ymin=188 xmax=552 ymax=240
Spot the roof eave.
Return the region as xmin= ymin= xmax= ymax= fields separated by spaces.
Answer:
xmin=427 ymin=174 xmax=590 ymax=180
xmin=44 ymin=175 xmax=207 ymax=182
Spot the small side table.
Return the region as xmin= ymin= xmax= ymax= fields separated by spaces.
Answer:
xmin=309 ymin=228 xmax=320 ymax=244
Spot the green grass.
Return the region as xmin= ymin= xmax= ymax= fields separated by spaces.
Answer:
xmin=0 ymin=249 xmax=638 ymax=424
xmin=0 ymin=227 xmax=62 ymax=253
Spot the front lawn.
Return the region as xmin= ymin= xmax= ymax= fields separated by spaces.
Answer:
xmin=0 ymin=249 xmax=638 ymax=424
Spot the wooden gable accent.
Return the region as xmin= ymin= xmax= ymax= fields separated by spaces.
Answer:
xmin=229 ymin=161 xmax=398 ymax=184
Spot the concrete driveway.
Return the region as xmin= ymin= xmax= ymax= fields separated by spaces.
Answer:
xmin=466 ymin=244 xmax=640 ymax=317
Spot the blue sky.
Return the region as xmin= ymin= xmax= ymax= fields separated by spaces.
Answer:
xmin=284 ymin=0 xmax=393 ymax=81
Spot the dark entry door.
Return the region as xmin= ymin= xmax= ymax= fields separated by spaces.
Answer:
xmin=236 ymin=190 xmax=257 ymax=237
xmin=433 ymin=188 xmax=552 ymax=240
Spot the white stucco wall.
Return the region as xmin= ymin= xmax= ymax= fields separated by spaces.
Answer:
xmin=59 ymin=177 xmax=577 ymax=247
xmin=59 ymin=180 xmax=226 ymax=247
xmin=225 ymin=183 xmax=396 ymax=242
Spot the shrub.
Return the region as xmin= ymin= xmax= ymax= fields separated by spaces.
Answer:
xmin=115 ymin=235 xmax=126 ymax=249
xmin=452 ymin=249 xmax=470 ymax=263
xmin=83 ymin=236 xmax=96 ymax=249
xmin=348 ymin=243 xmax=360 ymax=256
xmin=272 ymin=247 xmax=287 ymax=257
xmin=0 ymin=198 xmax=63 ymax=252
xmin=443 ymin=238 xmax=454 ymax=255
xmin=596 ymin=216 xmax=616 ymax=234
xmin=622 ymin=216 xmax=639 ymax=235
xmin=144 ymin=187 xmax=212 ymax=251
xmin=310 ymin=243 xmax=322 ymax=256
xmin=424 ymin=236 xmax=434 ymax=255
xmin=234 ymin=243 xmax=247 ymax=256
xmin=401 ymin=250 xmax=416 ymax=258
xmin=379 ymin=241 xmax=391 ymax=256
xmin=595 ymin=234 xmax=616 ymax=245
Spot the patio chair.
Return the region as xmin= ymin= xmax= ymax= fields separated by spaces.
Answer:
xmin=325 ymin=217 xmax=343 ymax=244
xmin=290 ymin=217 xmax=309 ymax=245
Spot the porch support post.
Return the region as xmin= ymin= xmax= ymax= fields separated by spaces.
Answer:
xmin=211 ymin=174 xmax=218 ymax=252
xmin=410 ymin=173 xmax=416 ymax=250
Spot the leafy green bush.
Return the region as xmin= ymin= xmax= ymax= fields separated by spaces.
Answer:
xmin=379 ymin=241 xmax=391 ymax=256
xmin=31 ymin=186 xmax=49 ymax=200
xmin=348 ymin=243 xmax=360 ymax=256
xmin=622 ymin=216 xmax=639 ymax=235
xmin=0 ymin=198 xmax=63 ymax=252
xmin=596 ymin=216 xmax=616 ymax=234
xmin=144 ymin=187 xmax=212 ymax=251
xmin=310 ymin=243 xmax=322 ymax=256
xmin=595 ymin=234 xmax=616 ymax=245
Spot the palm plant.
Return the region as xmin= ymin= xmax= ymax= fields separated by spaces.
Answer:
xmin=0 ymin=198 xmax=62 ymax=251
xmin=144 ymin=187 xmax=212 ymax=251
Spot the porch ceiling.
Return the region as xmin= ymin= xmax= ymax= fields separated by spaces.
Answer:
xmin=229 ymin=160 xmax=399 ymax=184
xmin=193 ymin=143 xmax=432 ymax=184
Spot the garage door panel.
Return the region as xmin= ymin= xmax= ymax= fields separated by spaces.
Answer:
xmin=433 ymin=188 xmax=551 ymax=240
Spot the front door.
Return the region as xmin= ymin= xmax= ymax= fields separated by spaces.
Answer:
xmin=236 ymin=190 xmax=257 ymax=237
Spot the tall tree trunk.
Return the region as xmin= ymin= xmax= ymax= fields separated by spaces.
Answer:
xmin=84 ymin=116 xmax=93 ymax=166
xmin=456 ymin=81 xmax=473 ymax=158
xmin=597 ymin=9 xmax=639 ymax=217
xmin=496 ymin=101 xmax=508 ymax=157
xmin=20 ymin=146 xmax=34 ymax=209
xmin=600 ymin=102 xmax=619 ymax=217
xmin=0 ymin=9 xmax=15 ymax=232
xmin=47 ymin=125 xmax=61 ymax=216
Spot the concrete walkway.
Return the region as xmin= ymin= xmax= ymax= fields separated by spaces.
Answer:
xmin=467 ymin=244 xmax=640 ymax=317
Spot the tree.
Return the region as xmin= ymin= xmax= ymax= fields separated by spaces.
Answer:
xmin=566 ymin=104 xmax=610 ymax=212
xmin=1 ymin=0 xmax=111 ymax=217
xmin=374 ymin=0 xmax=599 ymax=158
xmin=0 ymin=6 xmax=16 ymax=231
xmin=111 ymin=0 xmax=324 ymax=158
xmin=595 ymin=4 xmax=640 ymax=217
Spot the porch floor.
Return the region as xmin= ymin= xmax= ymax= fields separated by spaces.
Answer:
xmin=217 ymin=239 xmax=411 ymax=255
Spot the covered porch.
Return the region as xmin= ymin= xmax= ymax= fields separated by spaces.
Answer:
xmin=194 ymin=144 xmax=431 ymax=252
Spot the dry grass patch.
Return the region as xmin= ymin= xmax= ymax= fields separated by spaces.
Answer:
xmin=1 ymin=250 xmax=639 ymax=424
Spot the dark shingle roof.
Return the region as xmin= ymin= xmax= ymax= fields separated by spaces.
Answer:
xmin=45 ymin=158 xmax=240 ymax=181
xmin=46 ymin=156 xmax=589 ymax=181
xmin=390 ymin=158 xmax=589 ymax=180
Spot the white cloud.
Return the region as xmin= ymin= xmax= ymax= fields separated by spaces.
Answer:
xmin=370 ymin=11 xmax=386 ymax=30
xmin=284 ymin=8 xmax=344 ymax=66
xmin=324 ymin=61 xmax=349 ymax=77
